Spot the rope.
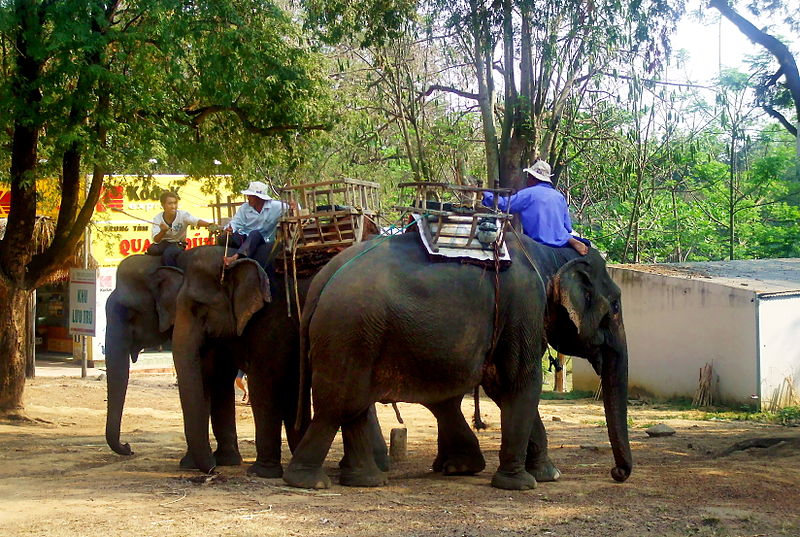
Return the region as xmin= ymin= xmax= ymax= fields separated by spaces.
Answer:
xmin=220 ymin=230 xmax=230 ymax=284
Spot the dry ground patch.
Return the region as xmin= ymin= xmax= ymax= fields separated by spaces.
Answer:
xmin=1 ymin=374 xmax=798 ymax=537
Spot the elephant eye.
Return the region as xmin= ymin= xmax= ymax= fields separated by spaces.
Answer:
xmin=584 ymin=290 xmax=592 ymax=307
xmin=611 ymin=300 xmax=620 ymax=314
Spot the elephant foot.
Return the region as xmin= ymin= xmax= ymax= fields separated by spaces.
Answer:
xmin=247 ymin=460 xmax=283 ymax=479
xmin=179 ymin=451 xmax=216 ymax=473
xmin=491 ymin=469 xmax=537 ymax=490
xmin=179 ymin=451 xmax=199 ymax=470
xmin=340 ymin=453 xmax=391 ymax=473
xmin=214 ymin=448 xmax=242 ymax=467
xmin=432 ymin=452 xmax=486 ymax=475
xmin=339 ymin=467 xmax=388 ymax=487
xmin=374 ymin=449 xmax=391 ymax=472
xmin=283 ymin=463 xmax=331 ymax=489
xmin=528 ymin=460 xmax=561 ymax=482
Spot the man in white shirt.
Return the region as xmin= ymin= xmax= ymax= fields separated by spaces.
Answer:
xmin=222 ymin=181 xmax=290 ymax=266
xmin=147 ymin=191 xmax=217 ymax=266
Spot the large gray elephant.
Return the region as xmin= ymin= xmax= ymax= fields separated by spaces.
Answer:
xmin=103 ymin=251 xmax=242 ymax=467
xmin=283 ymin=231 xmax=631 ymax=490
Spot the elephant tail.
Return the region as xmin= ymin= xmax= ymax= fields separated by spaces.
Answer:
xmin=293 ymin=287 xmax=318 ymax=432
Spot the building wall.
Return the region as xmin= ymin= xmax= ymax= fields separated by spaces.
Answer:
xmin=573 ymin=267 xmax=759 ymax=406
xmin=757 ymin=294 xmax=800 ymax=409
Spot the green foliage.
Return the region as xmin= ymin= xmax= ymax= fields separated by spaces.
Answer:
xmin=695 ymin=405 xmax=800 ymax=425
xmin=302 ymin=0 xmax=417 ymax=48
xmin=0 ymin=0 xmax=334 ymax=190
xmin=569 ymin=64 xmax=799 ymax=263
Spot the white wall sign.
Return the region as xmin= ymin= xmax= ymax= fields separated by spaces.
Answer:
xmin=69 ymin=268 xmax=97 ymax=336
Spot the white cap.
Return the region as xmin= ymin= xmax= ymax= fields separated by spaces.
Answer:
xmin=522 ymin=160 xmax=553 ymax=183
xmin=241 ymin=181 xmax=272 ymax=200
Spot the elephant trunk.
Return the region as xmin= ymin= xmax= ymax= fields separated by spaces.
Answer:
xmin=105 ymin=304 xmax=133 ymax=455
xmin=600 ymin=327 xmax=632 ymax=482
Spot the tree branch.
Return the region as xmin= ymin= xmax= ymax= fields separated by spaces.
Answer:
xmin=419 ymin=84 xmax=480 ymax=101
xmin=708 ymin=0 xmax=800 ymax=136
xmin=760 ymin=104 xmax=798 ymax=136
xmin=183 ymin=105 xmax=331 ymax=135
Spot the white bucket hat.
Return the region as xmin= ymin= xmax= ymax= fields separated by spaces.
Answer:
xmin=241 ymin=181 xmax=272 ymax=200
xmin=522 ymin=160 xmax=553 ymax=183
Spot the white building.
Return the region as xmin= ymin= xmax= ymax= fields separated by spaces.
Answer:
xmin=573 ymin=258 xmax=800 ymax=410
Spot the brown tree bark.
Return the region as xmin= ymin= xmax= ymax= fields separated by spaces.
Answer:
xmin=0 ymin=2 xmax=108 ymax=414
xmin=0 ymin=1 xmax=44 ymax=415
xmin=0 ymin=286 xmax=32 ymax=416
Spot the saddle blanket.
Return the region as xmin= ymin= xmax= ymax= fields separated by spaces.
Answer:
xmin=413 ymin=213 xmax=511 ymax=265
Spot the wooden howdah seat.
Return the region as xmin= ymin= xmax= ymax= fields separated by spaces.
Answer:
xmin=394 ymin=182 xmax=514 ymax=267
xmin=278 ymin=178 xmax=381 ymax=276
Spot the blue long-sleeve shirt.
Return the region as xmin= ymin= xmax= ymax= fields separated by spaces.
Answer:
xmin=229 ymin=200 xmax=286 ymax=242
xmin=483 ymin=183 xmax=573 ymax=247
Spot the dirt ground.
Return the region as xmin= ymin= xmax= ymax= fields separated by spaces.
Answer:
xmin=2 ymin=373 xmax=799 ymax=537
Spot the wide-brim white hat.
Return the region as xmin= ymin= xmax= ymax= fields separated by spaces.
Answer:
xmin=241 ymin=181 xmax=272 ymax=200
xmin=523 ymin=160 xmax=553 ymax=183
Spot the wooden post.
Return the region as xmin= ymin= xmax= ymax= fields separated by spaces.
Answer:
xmin=554 ymin=352 xmax=565 ymax=392
xmin=389 ymin=428 xmax=407 ymax=462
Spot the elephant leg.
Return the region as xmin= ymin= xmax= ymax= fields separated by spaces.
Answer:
xmin=367 ymin=405 xmax=390 ymax=472
xmin=173 ymin=321 xmax=215 ymax=473
xmin=339 ymin=405 xmax=389 ymax=472
xmin=339 ymin=408 xmax=388 ymax=487
xmin=209 ymin=358 xmax=241 ymax=466
xmin=426 ymin=397 xmax=485 ymax=475
xmin=283 ymin=417 xmax=339 ymax=489
xmin=247 ymin=370 xmax=285 ymax=478
xmin=488 ymin=388 xmax=538 ymax=490
xmin=525 ymin=407 xmax=560 ymax=482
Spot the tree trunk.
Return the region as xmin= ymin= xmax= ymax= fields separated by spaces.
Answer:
xmin=469 ymin=0 xmax=499 ymax=189
xmin=729 ymin=135 xmax=736 ymax=261
xmin=0 ymin=283 xmax=32 ymax=415
xmin=25 ymin=291 xmax=36 ymax=379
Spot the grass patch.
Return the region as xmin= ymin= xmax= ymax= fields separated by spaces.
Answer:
xmin=697 ymin=405 xmax=800 ymax=425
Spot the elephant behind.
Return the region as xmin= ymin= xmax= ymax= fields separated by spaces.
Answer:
xmin=169 ymin=245 xmax=388 ymax=477
xmin=284 ymin=231 xmax=631 ymax=490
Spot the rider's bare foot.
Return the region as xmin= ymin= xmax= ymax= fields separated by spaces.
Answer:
xmin=568 ymin=237 xmax=589 ymax=256
xmin=223 ymin=254 xmax=240 ymax=266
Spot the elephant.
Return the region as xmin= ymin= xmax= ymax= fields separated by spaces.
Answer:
xmin=169 ymin=245 xmax=389 ymax=478
xmin=283 ymin=230 xmax=631 ymax=490
xmin=103 ymin=251 xmax=243 ymax=467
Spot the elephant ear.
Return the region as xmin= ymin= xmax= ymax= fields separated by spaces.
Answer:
xmin=226 ymin=258 xmax=271 ymax=336
xmin=149 ymin=267 xmax=185 ymax=333
xmin=547 ymin=257 xmax=608 ymax=344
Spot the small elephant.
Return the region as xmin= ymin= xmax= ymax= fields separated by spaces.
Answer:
xmin=284 ymin=231 xmax=631 ymax=490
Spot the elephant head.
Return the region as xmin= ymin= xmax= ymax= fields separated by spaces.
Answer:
xmin=545 ymin=250 xmax=632 ymax=483
xmin=105 ymin=257 xmax=185 ymax=455
xmin=171 ymin=252 xmax=271 ymax=473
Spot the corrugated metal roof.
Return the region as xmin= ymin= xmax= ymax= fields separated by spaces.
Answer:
xmin=611 ymin=258 xmax=800 ymax=295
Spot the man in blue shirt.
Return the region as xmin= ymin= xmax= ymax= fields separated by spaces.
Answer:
xmin=483 ymin=160 xmax=588 ymax=255
xmin=222 ymin=181 xmax=289 ymax=266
